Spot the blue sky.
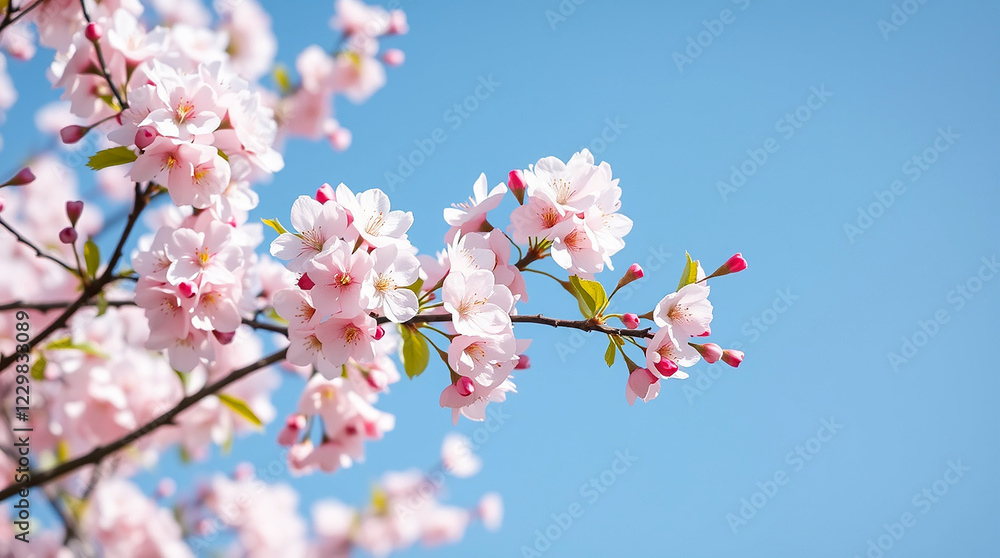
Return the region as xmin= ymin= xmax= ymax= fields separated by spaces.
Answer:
xmin=3 ymin=0 xmax=999 ymax=556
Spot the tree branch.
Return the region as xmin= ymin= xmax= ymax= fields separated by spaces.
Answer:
xmin=0 ymin=216 xmax=76 ymax=274
xmin=0 ymin=0 xmax=49 ymax=37
xmin=0 ymin=184 xmax=149 ymax=374
xmin=78 ymin=0 xmax=128 ymax=110
xmin=0 ymin=347 xmax=288 ymax=501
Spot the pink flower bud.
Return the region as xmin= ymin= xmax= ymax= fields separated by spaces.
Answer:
xmin=382 ymin=48 xmax=405 ymax=66
xmin=84 ymin=22 xmax=103 ymax=42
xmin=691 ymin=342 xmax=722 ymax=364
xmin=515 ymin=354 xmax=530 ymax=369
xmin=366 ymin=369 xmax=388 ymax=391
xmin=315 ymin=183 xmax=335 ymax=203
xmin=155 ymin=478 xmax=176 ymax=499
xmin=710 ymin=253 xmax=748 ymax=278
xmin=621 ymin=313 xmax=640 ymax=329
xmin=134 ymin=125 xmax=157 ymax=149
xmin=424 ymin=291 xmax=436 ymax=302
xmin=374 ymin=325 xmax=385 ymax=340
xmin=508 ymin=170 xmax=526 ymax=205
xmin=212 ymin=330 xmax=236 ymax=345
xmin=627 ymin=367 xmax=659 ymax=404
xmin=328 ymin=127 xmax=352 ymax=151
xmin=456 ymin=376 xmax=475 ymax=397
xmin=298 ymin=273 xmax=315 ymax=290
xmin=721 ymin=349 xmax=744 ymax=368
xmin=696 ymin=327 xmax=711 ymax=337
xmin=66 ymin=200 xmax=84 ymax=226
xmin=2 ymin=167 xmax=35 ymax=187
xmin=615 ymin=263 xmax=644 ymax=291
xmin=278 ymin=414 xmax=306 ymax=446
xmin=59 ymin=125 xmax=88 ymax=144
xmin=178 ymin=281 xmax=197 ymax=299
xmin=58 ymin=226 xmax=77 ymax=244
xmin=654 ymin=358 xmax=678 ymax=378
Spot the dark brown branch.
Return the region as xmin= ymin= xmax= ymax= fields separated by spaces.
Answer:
xmin=0 ymin=184 xmax=149 ymax=374
xmin=0 ymin=348 xmax=288 ymax=501
xmin=0 ymin=0 xmax=49 ymax=37
xmin=0 ymin=216 xmax=76 ymax=274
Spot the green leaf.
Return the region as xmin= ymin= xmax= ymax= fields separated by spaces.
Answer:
xmin=604 ymin=338 xmax=616 ymax=367
xmin=261 ymin=217 xmax=289 ymax=236
xmin=218 ymin=393 xmax=263 ymax=428
xmin=677 ymin=251 xmax=700 ymax=291
xmin=96 ymin=292 xmax=109 ymax=317
xmin=83 ymin=238 xmax=100 ymax=278
xmin=399 ymin=325 xmax=430 ymax=379
xmin=216 ymin=148 xmax=229 ymax=162
xmin=44 ymin=337 xmax=108 ymax=358
xmin=30 ymin=355 xmax=47 ymax=380
xmin=86 ymin=146 xmax=137 ymax=171
xmin=405 ymin=277 xmax=424 ymax=296
xmin=569 ymin=275 xmax=608 ymax=318
xmin=56 ymin=439 xmax=70 ymax=464
xmin=178 ymin=445 xmax=191 ymax=464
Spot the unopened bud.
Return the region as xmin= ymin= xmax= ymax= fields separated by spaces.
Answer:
xmin=2 ymin=167 xmax=36 ymax=187
xmin=515 ymin=354 xmax=530 ymax=369
xmin=653 ymin=358 xmax=678 ymax=378
xmin=315 ymin=183 xmax=335 ymax=204
xmin=84 ymin=22 xmax=103 ymax=42
xmin=278 ymin=414 xmax=307 ymax=446
xmin=382 ymin=48 xmax=405 ymax=67
xmin=721 ymin=349 xmax=744 ymax=368
xmin=135 ymin=126 xmax=157 ymax=149
xmin=178 ymin=281 xmax=197 ymax=299
xmin=298 ymin=273 xmax=315 ymax=290
xmin=710 ymin=253 xmax=748 ymax=278
xmin=508 ymin=170 xmax=526 ymax=205
xmin=621 ymin=313 xmax=640 ymax=329
xmin=615 ymin=263 xmax=643 ymax=291
xmin=212 ymin=330 xmax=236 ymax=345
xmin=691 ymin=342 xmax=723 ymax=364
xmin=456 ymin=376 xmax=475 ymax=397
xmin=374 ymin=325 xmax=385 ymax=341
xmin=60 ymin=125 xmax=88 ymax=144
xmin=387 ymin=10 xmax=408 ymax=34
xmin=58 ymin=226 xmax=77 ymax=244
xmin=66 ymin=200 xmax=84 ymax=226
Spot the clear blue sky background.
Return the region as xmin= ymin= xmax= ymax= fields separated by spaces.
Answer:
xmin=3 ymin=0 xmax=999 ymax=556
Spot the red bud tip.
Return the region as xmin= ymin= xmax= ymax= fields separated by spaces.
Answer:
xmin=278 ymin=414 xmax=306 ymax=444
xmin=654 ymin=358 xmax=678 ymax=377
xmin=456 ymin=376 xmax=475 ymax=397
xmin=515 ymin=354 xmax=530 ymax=369
xmin=621 ymin=313 xmax=640 ymax=329
xmin=60 ymin=125 xmax=88 ymax=144
xmin=696 ymin=327 xmax=711 ymax=337
xmin=711 ymin=252 xmax=748 ymax=278
xmin=628 ymin=263 xmax=644 ymax=279
xmin=344 ymin=208 xmax=354 ymax=227
xmin=58 ymin=227 xmax=77 ymax=244
xmin=66 ymin=200 xmax=84 ymax=226
xmin=84 ymin=22 xmax=103 ymax=42
xmin=382 ymin=48 xmax=405 ymax=67
xmin=692 ymin=342 xmax=723 ymax=364
xmin=721 ymin=349 xmax=744 ymax=368
xmin=616 ymin=263 xmax=644 ymax=291
xmin=134 ymin=126 xmax=158 ymax=149
xmin=315 ymin=183 xmax=335 ymax=204
xmin=178 ymin=281 xmax=197 ymax=299
xmin=508 ymin=169 xmax=526 ymax=205
xmin=212 ymin=330 xmax=236 ymax=345
xmin=374 ymin=325 xmax=385 ymax=341
xmin=298 ymin=273 xmax=315 ymax=290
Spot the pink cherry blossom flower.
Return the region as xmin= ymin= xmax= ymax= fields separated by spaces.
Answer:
xmin=443 ymin=173 xmax=507 ymax=242
xmin=645 ymin=327 xmax=699 ymax=379
xmin=523 ymin=149 xmax=604 ymax=214
xmin=164 ymin=220 xmax=243 ymax=286
xmin=315 ymin=312 xmax=378 ymax=366
xmin=441 ymin=433 xmax=482 ymax=478
xmin=507 ymin=192 xmax=574 ymax=245
xmin=142 ymin=61 xmax=223 ymax=141
xmin=653 ymin=283 xmax=713 ymax=338
xmin=550 ymin=217 xmax=605 ymax=278
xmin=130 ymin=138 xmax=231 ymax=208
xmin=442 ymin=270 xmax=513 ymax=336
xmin=272 ymin=288 xmax=322 ymax=333
xmin=361 ymin=244 xmax=420 ymax=322
xmin=336 ymin=183 xmax=413 ymax=248
xmin=269 ymin=195 xmax=351 ymax=272
xmin=306 ymin=239 xmax=373 ymax=316
xmin=626 ymin=367 xmax=661 ymax=406
xmin=447 ymin=332 xmax=515 ymax=387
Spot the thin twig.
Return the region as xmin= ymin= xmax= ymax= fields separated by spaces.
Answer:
xmin=77 ymin=0 xmax=127 ymax=110
xmin=0 ymin=217 xmax=76 ymax=273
